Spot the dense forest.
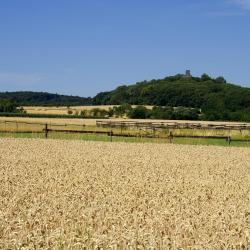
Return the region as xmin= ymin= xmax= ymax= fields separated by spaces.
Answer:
xmin=93 ymin=74 xmax=250 ymax=121
xmin=0 ymin=91 xmax=92 ymax=106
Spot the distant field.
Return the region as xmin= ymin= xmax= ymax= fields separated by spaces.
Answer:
xmin=22 ymin=105 xmax=154 ymax=115
xmin=1 ymin=138 xmax=250 ymax=248
xmin=22 ymin=105 xmax=117 ymax=115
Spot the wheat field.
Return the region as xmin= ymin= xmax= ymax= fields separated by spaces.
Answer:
xmin=22 ymin=106 xmax=118 ymax=115
xmin=22 ymin=105 xmax=154 ymax=115
xmin=0 ymin=138 xmax=250 ymax=249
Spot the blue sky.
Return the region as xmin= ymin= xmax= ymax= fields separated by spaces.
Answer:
xmin=0 ymin=0 xmax=250 ymax=97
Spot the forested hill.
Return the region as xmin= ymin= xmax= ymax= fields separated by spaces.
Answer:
xmin=1 ymin=73 xmax=250 ymax=121
xmin=0 ymin=91 xmax=92 ymax=106
xmin=93 ymin=74 xmax=250 ymax=121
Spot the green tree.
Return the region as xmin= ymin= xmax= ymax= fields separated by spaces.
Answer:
xmin=0 ymin=99 xmax=19 ymax=113
xmin=215 ymin=76 xmax=227 ymax=84
xmin=128 ymin=106 xmax=149 ymax=119
xmin=201 ymin=73 xmax=211 ymax=81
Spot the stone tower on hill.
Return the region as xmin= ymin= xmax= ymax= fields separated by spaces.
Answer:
xmin=185 ymin=70 xmax=192 ymax=77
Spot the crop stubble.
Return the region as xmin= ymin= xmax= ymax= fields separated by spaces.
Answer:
xmin=0 ymin=138 xmax=250 ymax=249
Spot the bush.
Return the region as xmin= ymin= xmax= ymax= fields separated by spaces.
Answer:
xmin=113 ymin=103 xmax=132 ymax=117
xmin=128 ymin=106 xmax=149 ymax=119
xmin=0 ymin=99 xmax=20 ymax=113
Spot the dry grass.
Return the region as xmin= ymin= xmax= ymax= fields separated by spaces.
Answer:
xmin=0 ymin=117 xmax=95 ymax=126
xmin=1 ymin=118 xmax=250 ymax=145
xmin=3 ymin=116 xmax=250 ymax=127
xmin=1 ymin=116 xmax=250 ymax=129
xmin=0 ymin=138 xmax=250 ymax=249
xmin=22 ymin=106 xmax=118 ymax=115
xmin=1 ymin=117 xmax=250 ymax=140
xmin=22 ymin=105 xmax=155 ymax=115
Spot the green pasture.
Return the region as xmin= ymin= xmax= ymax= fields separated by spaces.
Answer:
xmin=0 ymin=131 xmax=250 ymax=147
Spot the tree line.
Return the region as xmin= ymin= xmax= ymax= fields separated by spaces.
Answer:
xmin=0 ymin=91 xmax=92 ymax=106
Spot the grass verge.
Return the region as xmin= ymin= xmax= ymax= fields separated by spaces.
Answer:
xmin=0 ymin=132 xmax=250 ymax=147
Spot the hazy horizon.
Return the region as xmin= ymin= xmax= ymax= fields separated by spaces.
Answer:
xmin=1 ymin=0 xmax=250 ymax=96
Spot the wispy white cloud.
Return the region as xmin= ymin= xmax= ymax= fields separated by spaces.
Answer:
xmin=206 ymin=1 xmax=250 ymax=17
xmin=0 ymin=72 xmax=46 ymax=86
xmin=230 ymin=0 xmax=250 ymax=10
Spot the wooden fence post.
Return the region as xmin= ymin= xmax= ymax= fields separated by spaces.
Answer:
xmin=226 ymin=136 xmax=231 ymax=146
xmin=110 ymin=130 xmax=113 ymax=142
xmin=45 ymin=123 xmax=48 ymax=138
xmin=169 ymin=131 xmax=173 ymax=143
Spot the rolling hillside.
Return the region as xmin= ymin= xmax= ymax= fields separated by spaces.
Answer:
xmin=0 ymin=91 xmax=92 ymax=106
xmin=93 ymin=74 xmax=250 ymax=121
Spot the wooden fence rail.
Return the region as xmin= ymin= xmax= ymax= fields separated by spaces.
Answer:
xmin=1 ymin=119 xmax=250 ymax=145
xmin=96 ymin=120 xmax=250 ymax=131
